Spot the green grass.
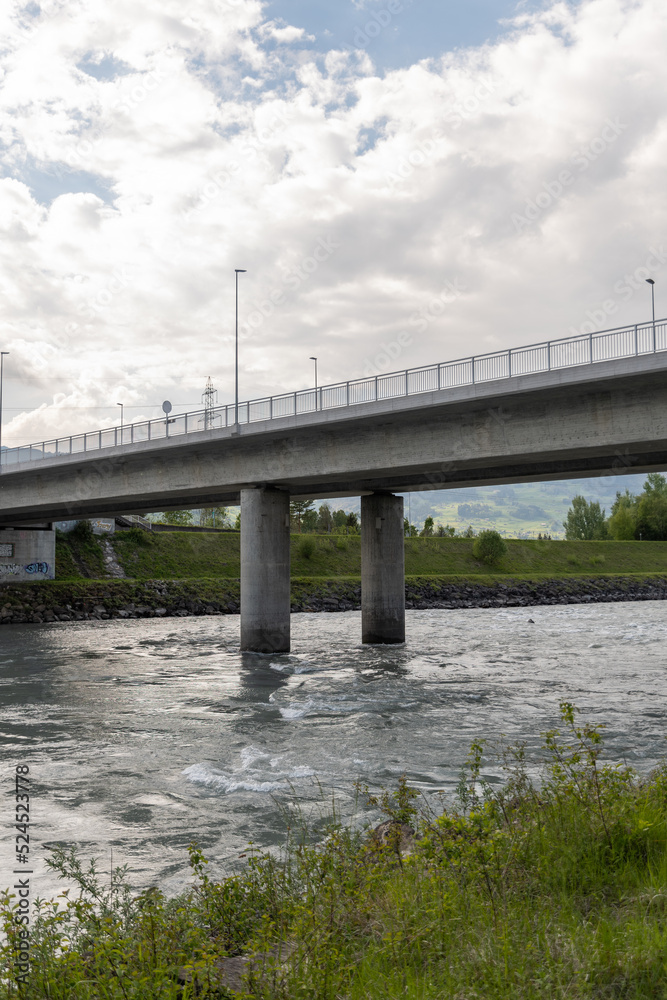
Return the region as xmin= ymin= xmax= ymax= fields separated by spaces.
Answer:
xmin=2 ymin=704 xmax=666 ymax=998
xmin=91 ymin=533 xmax=667 ymax=582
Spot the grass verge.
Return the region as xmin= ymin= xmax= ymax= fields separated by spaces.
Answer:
xmin=52 ymin=531 xmax=667 ymax=581
xmin=2 ymin=704 xmax=666 ymax=998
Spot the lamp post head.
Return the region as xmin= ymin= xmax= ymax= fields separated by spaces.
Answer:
xmin=235 ymin=269 xmax=247 ymax=274
xmin=309 ymin=356 xmax=317 ymax=361
xmin=646 ymin=278 xmax=655 ymax=285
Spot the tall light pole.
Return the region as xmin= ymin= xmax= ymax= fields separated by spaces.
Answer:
xmin=309 ymin=356 xmax=318 ymax=410
xmin=235 ymin=268 xmax=246 ymax=431
xmin=646 ymin=278 xmax=656 ymax=351
xmin=117 ymin=402 xmax=124 ymax=441
xmin=0 ymin=352 xmax=9 ymax=471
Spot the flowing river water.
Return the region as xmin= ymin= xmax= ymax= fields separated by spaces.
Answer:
xmin=1 ymin=603 xmax=666 ymax=899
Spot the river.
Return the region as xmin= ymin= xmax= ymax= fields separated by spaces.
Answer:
xmin=1 ymin=603 xmax=665 ymax=899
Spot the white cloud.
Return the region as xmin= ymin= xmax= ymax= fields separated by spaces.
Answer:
xmin=1 ymin=0 xmax=666 ymax=446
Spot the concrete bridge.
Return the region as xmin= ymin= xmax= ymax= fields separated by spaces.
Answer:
xmin=1 ymin=318 xmax=666 ymax=651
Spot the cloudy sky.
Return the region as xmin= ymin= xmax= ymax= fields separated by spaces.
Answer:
xmin=1 ymin=0 xmax=665 ymax=445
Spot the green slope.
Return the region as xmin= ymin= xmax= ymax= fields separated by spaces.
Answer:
xmin=54 ymin=529 xmax=667 ymax=581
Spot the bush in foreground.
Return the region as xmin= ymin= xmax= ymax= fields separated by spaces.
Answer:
xmin=472 ymin=528 xmax=507 ymax=565
xmin=2 ymin=704 xmax=666 ymax=998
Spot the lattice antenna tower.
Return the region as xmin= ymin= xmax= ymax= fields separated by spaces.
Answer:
xmin=201 ymin=376 xmax=219 ymax=430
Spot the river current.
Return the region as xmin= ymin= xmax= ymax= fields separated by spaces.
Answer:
xmin=1 ymin=604 xmax=665 ymax=898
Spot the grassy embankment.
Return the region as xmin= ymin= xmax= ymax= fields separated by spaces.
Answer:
xmin=2 ymin=705 xmax=666 ymax=998
xmin=56 ymin=528 xmax=667 ymax=582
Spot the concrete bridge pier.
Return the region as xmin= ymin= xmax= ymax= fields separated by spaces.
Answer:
xmin=240 ymin=488 xmax=291 ymax=653
xmin=361 ymin=492 xmax=405 ymax=645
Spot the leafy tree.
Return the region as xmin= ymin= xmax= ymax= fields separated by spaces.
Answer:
xmin=635 ymin=474 xmax=667 ymax=540
xmin=157 ymin=510 xmax=193 ymax=526
xmin=608 ymin=506 xmax=636 ymax=540
xmin=290 ymin=499 xmax=315 ymax=533
xmin=436 ymin=523 xmax=457 ymax=537
xmin=462 ymin=525 xmax=476 ymax=538
xmin=302 ymin=508 xmax=318 ymax=533
xmin=420 ymin=516 xmax=434 ymax=537
xmin=331 ymin=508 xmax=346 ymax=531
xmin=472 ymin=529 xmax=507 ymax=565
xmin=403 ymin=518 xmax=418 ymax=537
xmin=563 ymin=496 xmax=608 ymax=540
xmin=199 ymin=506 xmax=228 ymax=528
xmin=234 ymin=512 xmax=241 ymax=530
xmin=346 ymin=511 xmax=359 ymax=532
xmin=317 ymin=503 xmax=333 ymax=534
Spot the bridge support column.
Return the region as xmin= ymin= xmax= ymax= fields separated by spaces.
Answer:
xmin=240 ymin=488 xmax=291 ymax=653
xmin=361 ymin=493 xmax=405 ymax=644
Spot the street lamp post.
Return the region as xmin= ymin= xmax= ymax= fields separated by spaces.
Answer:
xmin=235 ymin=269 xmax=247 ymax=431
xmin=117 ymin=402 xmax=124 ymax=443
xmin=0 ymin=352 xmax=9 ymax=471
xmin=309 ymin=356 xmax=318 ymax=410
xmin=646 ymin=278 xmax=656 ymax=351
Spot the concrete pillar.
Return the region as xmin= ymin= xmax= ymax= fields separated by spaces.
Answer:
xmin=240 ymin=488 xmax=291 ymax=653
xmin=361 ymin=493 xmax=405 ymax=644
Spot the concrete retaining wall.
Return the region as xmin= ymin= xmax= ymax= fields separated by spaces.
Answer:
xmin=0 ymin=527 xmax=56 ymax=583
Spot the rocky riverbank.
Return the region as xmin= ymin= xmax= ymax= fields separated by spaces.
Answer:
xmin=0 ymin=575 xmax=666 ymax=625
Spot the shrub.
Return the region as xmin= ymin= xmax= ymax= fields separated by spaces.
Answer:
xmin=298 ymin=537 xmax=316 ymax=559
xmin=472 ymin=529 xmax=507 ymax=565
xmin=122 ymin=526 xmax=153 ymax=547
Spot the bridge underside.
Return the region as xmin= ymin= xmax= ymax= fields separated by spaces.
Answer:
xmin=2 ymin=356 xmax=667 ymax=650
xmin=0 ymin=359 xmax=666 ymax=525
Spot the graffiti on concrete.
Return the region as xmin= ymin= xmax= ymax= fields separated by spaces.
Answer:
xmin=0 ymin=562 xmax=51 ymax=576
xmin=25 ymin=562 xmax=50 ymax=575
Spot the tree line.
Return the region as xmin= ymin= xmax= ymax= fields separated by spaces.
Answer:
xmin=563 ymin=474 xmax=667 ymax=540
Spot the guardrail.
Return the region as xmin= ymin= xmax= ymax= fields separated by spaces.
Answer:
xmin=3 ymin=317 xmax=665 ymax=469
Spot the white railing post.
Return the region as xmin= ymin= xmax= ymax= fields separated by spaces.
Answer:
xmin=346 ymin=381 xmax=350 ymax=406
xmin=589 ymin=332 xmax=593 ymax=364
xmin=374 ymin=375 xmax=378 ymax=400
xmin=634 ymin=324 xmax=638 ymax=355
xmin=405 ymin=370 xmax=409 ymax=395
xmin=471 ymin=357 xmax=476 ymax=384
xmin=508 ymin=350 xmax=512 ymax=378
xmin=547 ymin=342 xmax=551 ymax=371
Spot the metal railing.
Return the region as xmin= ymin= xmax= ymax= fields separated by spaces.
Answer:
xmin=2 ymin=317 xmax=665 ymax=470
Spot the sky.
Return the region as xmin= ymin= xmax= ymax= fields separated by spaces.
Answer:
xmin=1 ymin=0 xmax=666 ymax=445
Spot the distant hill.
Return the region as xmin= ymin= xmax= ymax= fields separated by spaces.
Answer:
xmin=400 ymin=474 xmax=648 ymax=538
xmin=218 ymin=473 xmax=652 ymax=539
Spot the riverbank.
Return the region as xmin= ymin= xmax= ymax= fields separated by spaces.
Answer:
xmin=1 ymin=574 xmax=667 ymax=624
xmin=2 ymin=706 xmax=665 ymax=998
xmin=55 ymin=528 xmax=667 ymax=581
